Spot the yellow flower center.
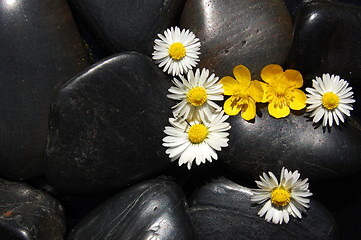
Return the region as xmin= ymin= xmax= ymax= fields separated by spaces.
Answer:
xmin=188 ymin=124 xmax=208 ymax=144
xmin=265 ymin=85 xmax=292 ymax=108
xmin=168 ymin=42 xmax=186 ymax=60
xmin=187 ymin=87 xmax=207 ymax=106
xmin=271 ymin=188 xmax=291 ymax=207
xmin=322 ymin=92 xmax=339 ymax=110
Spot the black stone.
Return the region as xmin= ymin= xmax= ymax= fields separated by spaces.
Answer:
xmin=283 ymin=0 xmax=361 ymax=19
xmin=68 ymin=0 xmax=186 ymax=55
xmin=180 ymin=0 xmax=293 ymax=79
xmin=0 ymin=178 xmax=66 ymax=240
xmin=0 ymin=0 xmax=90 ymax=180
xmin=68 ymin=178 xmax=193 ymax=240
xmin=45 ymin=52 xmax=174 ymax=194
xmin=289 ymin=0 xmax=361 ymax=118
xmin=220 ymin=107 xmax=361 ymax=182
xmin=27 ymin=176 xmax=113 ymax=231
xmin=312 ymin=172 xmax=361 ymax=240
xmin=189 ymin=177 xmax=338 ymax=240
xmin=283 ymin=0 xmax=304 ymax=18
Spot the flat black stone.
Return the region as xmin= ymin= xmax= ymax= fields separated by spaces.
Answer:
xmin=189 ymin=177 xmax=338 ymax=240
xmin=68 ymin=0 xmax=186 ymax=55
xmin=0 ymin=0 xmax=90 ymax=180
xmin=289 ymin=0 xmax=361 ymax=117
xmin=180 ymin=0 xmax=293 ymax=79
xmin=45 ymin=52 xmax=174 ymax=194
xmin=220 ymin=107 xmax=361 ymax=182
xmin=0 ymin=178 xmax=66 ymax=240
xmin=284 ymin=0 xmax=361 ymax=18
xmin=68 ymin=178 xmax=193 ymax=240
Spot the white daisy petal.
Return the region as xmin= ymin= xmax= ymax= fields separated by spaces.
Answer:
xmin=251 ymin=168 xmax=312 ymax=224
xmin=306 ymin=73 xmax=355 ymax=127
xmin=162 ymin=111 xmax=230 ymax=169
xmin=167 ymin=68 xmax=223 ymax=120
xmin=152 ymin=27 xmax=201 ymax=76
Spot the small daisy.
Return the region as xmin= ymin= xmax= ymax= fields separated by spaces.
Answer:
xmin=251 ymin=167 xmax=312 ymax=224
xmin=306 ymin=74 xmax=355 ymax=127
xmin=152 ymin=26 xmax=201 ymax=76
xmin=167 ymin=68 xmax=224 ymax=121
xmin=163 ymin=110 xmax=230 ymax=169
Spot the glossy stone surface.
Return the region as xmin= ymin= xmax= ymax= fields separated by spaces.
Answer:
xmin=68 ymin=0 xmax=186 ymax=55
xmin=27 ymin=176 xmax=113 ymax=231
xmin=283 ymin=0 xmax=304 ymax=18
xmin=0 ymin=178 xmax=66 ymax=240
xmin=220 ymin=107 xmax=361 ymax=182
xmin=312 ymin=172 xmax=361 ymax=240
xmin=284 ymin=0 xmax=361 ymax=18
xmin=289 ymin=0 xmax=361 ymax=117
xmin=45 ymin=52 xmax=174 ymax=194
xmin=190 ymin=178 xmax=338 ymax=240
xmin=180 ymin=0 xmax=293 ymax=79
xmin=68 ymin=178 xmax=193 ymax=240
xmin=0 ymin=0 xmax=89 ymax=180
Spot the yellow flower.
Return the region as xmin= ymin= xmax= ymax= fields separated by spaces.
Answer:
xmin=260 ymin=64 xmax=307 ymax=118
xmin=220 ymin=65 xmax=264 ymax=121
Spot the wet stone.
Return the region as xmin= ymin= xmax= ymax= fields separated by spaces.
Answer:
xmin=180 ymin=0 xmax=293 ymax=79
xmin=68 ymin=0 xmax=186 ymax=55
xmin=45 ymin=52 xmax=174 ymax=195
xmin=0 ymin=178 xmax=66 ymax=240
xmin=0 ymin=0 xmax=90 ymax=180
xmin=68 ymin=178 xmax=193 ymax=240
xmin=220 ymin=107 xmax=361 ymax=183
xmin=289 ymin=0 xmax=361 ymax=118
xmin=189 ymin=177 xmax=338 ymax=240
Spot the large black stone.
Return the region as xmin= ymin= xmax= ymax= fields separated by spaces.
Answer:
xmin=68 ymin=178 xmax=193 ymax=240
xmin=189 ymin=177 xmax=338 ymax=240
xmin=289 ymin=0 xmax=361 ymax=117
xmin=68 ymin=0 xmax=186 ymax=55
xmin=180 ymin=0 xmax=293 ymax=79
xmin=312 ymin=172 xmax=361 ymax=240
xmin=45 ymin=52 xmax=174 ymax=194
xmin=220 ymin=107 xmax=361 ymax=182
xmin=0 ymin=179 xmax=66 ymax=240
xmin=0 ymin=0 xmax=90 ymax=180
xmin=283 ymin=0 xmax=361 ymax=20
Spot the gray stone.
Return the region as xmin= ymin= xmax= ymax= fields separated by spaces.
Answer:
xmin=220 ymin=107 xmax=361 ymax=182
xmin=180 ymin=0 xmax=293 ymax=79
xmin=68 ymin=178 xmax=194 ymax=240
xmin=0 ymin=0 xmax=90 ymax=180
xmin=68 ymin=0 xmax=186 ymax=55
xmin=0 ymin=178 xmax=66 ymax=240
xmin=45 ymin=52 xmax=174 ymax=194
xmin=190 ymin=177 xmax=338 ymax=240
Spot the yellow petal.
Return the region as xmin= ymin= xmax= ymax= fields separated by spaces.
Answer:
xmin=289 ymin=89 xmax=307 ymax=110
xmin=249 ymin=80 xmax=264 ymax=102
xmin=223 ymin=96 xmax=242 ymax=116
xmin=261 ymin=64 xmax=284 ymax=84
xmin=285 ymin=69 xmax=303 ymax=88
xmin=220 ymin=76 xmax=240 ymax=95
xmin=241 ymin=98 xmax=256 ymax=121
xmin=268 ymin=102 xmax=290 ymax=118
xmin=258 ymin=81 xmax=269 ymax=103
xmin=233 ymin=65 xmax=251 ymax=88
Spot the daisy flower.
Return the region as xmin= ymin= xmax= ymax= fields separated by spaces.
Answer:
xmin=167 ymin=68 xmax=224 ymax=121
xmin=305 ymin=74 xmax=355 ymax=127
xmin=221 ymin=64 xmax=264 ymax=120
xmin=260 ymin=64 xmax=307 ymax=118
xmin=152 ymin=26 xmax=201 ymax=76
xmin=162 ymin=110 xmax=230 ymax=169
xmin=251 ymin=167 xmax=312 ymax=224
